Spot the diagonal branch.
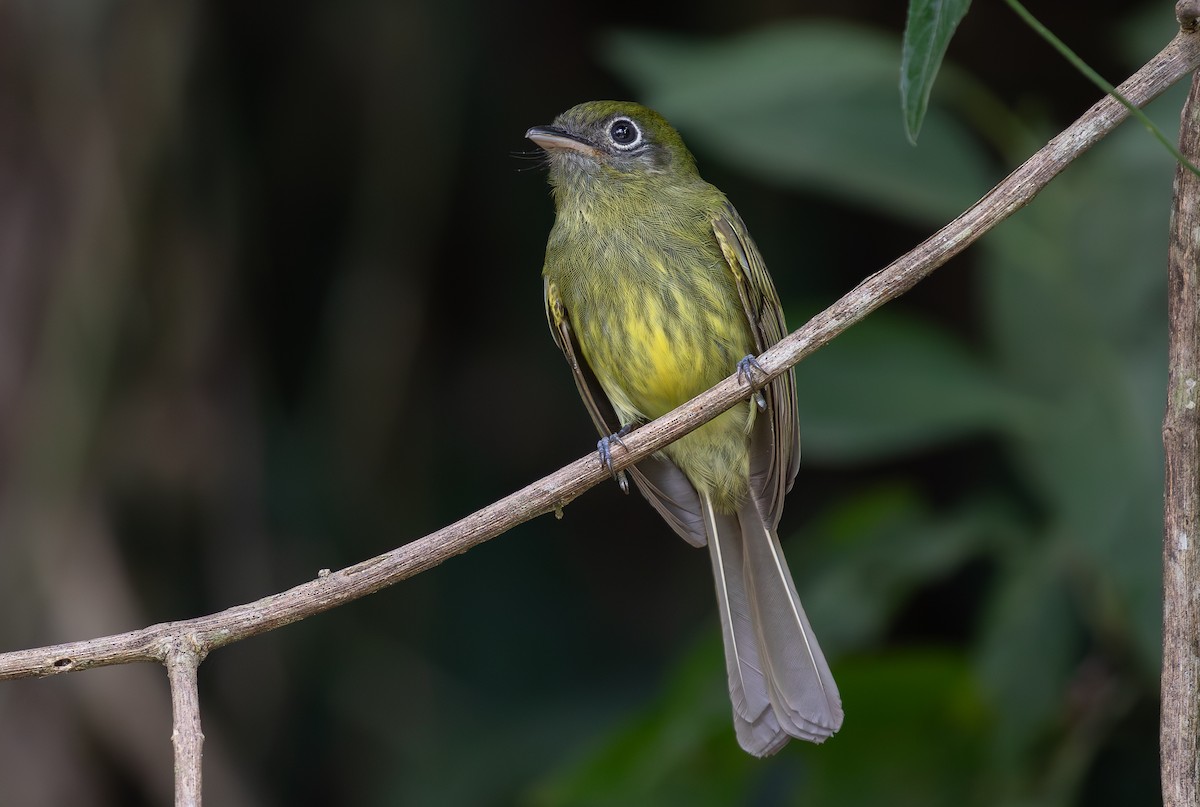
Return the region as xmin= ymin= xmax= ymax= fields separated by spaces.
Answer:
xmin=0 ymin=27 xmax=1198 ymax=697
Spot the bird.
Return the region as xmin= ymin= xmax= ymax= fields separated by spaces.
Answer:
xmin=526 ymin=100 xmax=842 ymax=756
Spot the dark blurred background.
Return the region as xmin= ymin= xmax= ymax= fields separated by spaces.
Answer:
xmin=0 ymin=1 xmax=1181 ymax=805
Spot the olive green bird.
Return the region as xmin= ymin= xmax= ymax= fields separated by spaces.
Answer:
xmin=527 ymin=101 xmax=843 ymax=755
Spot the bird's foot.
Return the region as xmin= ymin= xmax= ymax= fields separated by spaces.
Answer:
xmin=598 ymin=424 xmax=634 ymax=494
xmin=737 ymin=355 xmax=768 ymax=411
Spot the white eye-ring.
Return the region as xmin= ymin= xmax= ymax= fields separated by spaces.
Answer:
xmin=607 ymin=117 xmax=642 ymax=149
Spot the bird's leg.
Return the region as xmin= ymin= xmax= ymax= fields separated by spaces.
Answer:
xmin=736 ymin=355 xmax=768 ymax=412
xmin=598 ymin=424 xmax=634 ymax=494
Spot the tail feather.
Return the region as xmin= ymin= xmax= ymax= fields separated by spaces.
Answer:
xmin=704 ymin=491 xmax=843 ymax=756
xmin=703 ymin=496 xmax=774 ymax=741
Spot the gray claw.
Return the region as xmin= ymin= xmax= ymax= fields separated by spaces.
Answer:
xmin=736 ymin=354 xmax=766 ymax=386
xmin=737 ymin=355 xmax=769 ymax=411
xmin=597 ymin=426 xmax=634 ymax=492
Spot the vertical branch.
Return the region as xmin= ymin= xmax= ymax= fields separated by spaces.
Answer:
xmin=165 ymin=641 xmax=204 ymax=807
xmin=1163 ymin=11 xmax=1200 ymax=803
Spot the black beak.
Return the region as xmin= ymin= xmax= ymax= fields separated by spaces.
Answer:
xmin=525 ymin=125 xmax=601 ymax=157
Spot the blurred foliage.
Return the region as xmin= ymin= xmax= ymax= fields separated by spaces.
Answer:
xmin=0 ymin=1 xmax=1178 ymax=806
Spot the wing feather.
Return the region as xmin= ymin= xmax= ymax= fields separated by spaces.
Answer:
xmin=711 ymin=205 xmax=800 ymax=528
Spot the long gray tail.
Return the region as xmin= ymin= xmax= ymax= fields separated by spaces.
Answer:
xmin=703 ymin=491 xmax=843 ymax=756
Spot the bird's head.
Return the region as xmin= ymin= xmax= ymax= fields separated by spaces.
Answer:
xmin=526 ymin=101 xmax=698 ymax=184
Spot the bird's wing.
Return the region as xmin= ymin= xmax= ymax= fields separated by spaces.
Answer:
xmin=712 ymin=204 xmax=800 ymax=528
xmin=545 ymin=276 xmax=708 ymax=547
xmin=545 ymin=277 xmax=617 ymax=438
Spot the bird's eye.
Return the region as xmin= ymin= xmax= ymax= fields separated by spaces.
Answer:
xmin=608 ymin=118 xmax=641 ymax=148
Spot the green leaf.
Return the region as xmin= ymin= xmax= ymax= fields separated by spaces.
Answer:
xmin=602 ymin=23 xmax=994 ymax=223
xmin=901 ymin=0 xmax=973 ymax=143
